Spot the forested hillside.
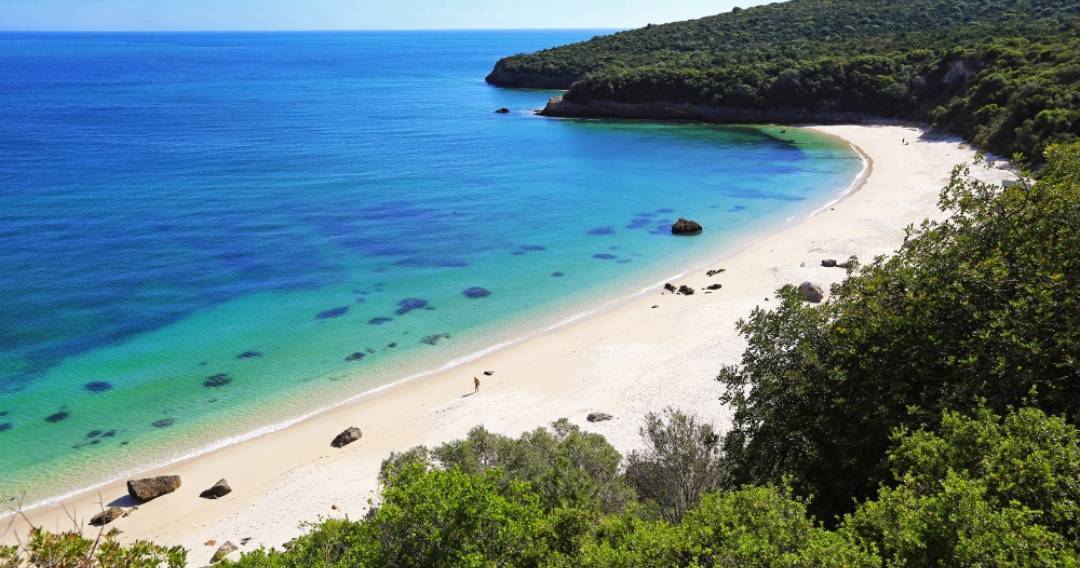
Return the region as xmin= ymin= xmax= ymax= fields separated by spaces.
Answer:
xmin=487 ymin=0 xmax=1080 ymax=162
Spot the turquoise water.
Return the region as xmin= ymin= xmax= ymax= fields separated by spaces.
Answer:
xmin=0 ymin=31 xmax=863 ymax=506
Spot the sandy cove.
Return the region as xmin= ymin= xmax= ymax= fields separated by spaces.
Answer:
xmin=2 ymin=125 xmax=1013 ymax=566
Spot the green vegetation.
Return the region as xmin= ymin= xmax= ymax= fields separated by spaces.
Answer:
xmin=0 ymin=527 xmax=185 ymax=567
xmin=488 ymin=0 xmax=1080 ymax=162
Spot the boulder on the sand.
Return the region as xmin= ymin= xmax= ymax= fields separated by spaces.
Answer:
xmin=127 ymin=475 xmax=182 ymax=502
xmin=587 ymin=412 xmax=613 ymax=423
xmin=707 ymin=283 xmax=723 ymax=291
xmin=494 ymin=107 xmax=510 ymax=114
xmin=671 ymin=218 xmax=703 ymax=235
xmin=678 ymin=285 xmax=695 ymax=296
xmin=798 ymin=282 xmax=825 ymax=303
xmin=200 ymin=479 xmax=232 ymax=500
xmin=663 ymin=283 xmax=677 ymax=293
xmin=212 ymin=541 xmax=239 ymax=563
xmin=706 ymin=269 xmax=725 ymax=277
xmin=821 ymin=259 xmax=838 ymax=268
xmin=89 ymin=507 xmax=124 ymax=526
xmin=331 ymin=427 xmax=363 ymax=448
xmin=839 ymin=255 xmax=859 ymax=269
xmin=483 ymin=370 xmax=494 ymax=376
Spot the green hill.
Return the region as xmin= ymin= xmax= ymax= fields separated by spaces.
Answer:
xmin=487 ymin=0 xmax=1080 ymax=162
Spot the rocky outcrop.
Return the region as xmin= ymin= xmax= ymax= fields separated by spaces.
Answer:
xmin=821 ymin=259 xmax=838 ymax=267
xmin=212 ymin=541 xmax=238 ymax=563
xmin=127 ymin=475 xmax=181 ymax=502
xmin=331 ymin=427 xmax=363 ymax=448
xmin=200 ymin=479 xmax=232 ymax=499
xmin=671 ymin=218 xmax=703 ymax=235
xmin=799 ymin=282 xmax=825 ymax=303
xmin=89 ymin=507 xmax=124 ymax=527
xmin=678 ymin=285 xmax=695 ymax=296
xmin=587 ymin=413 xmax=613 ymax=423
xmin=540 ymin=96 xmax=880 ymax=124
xmin=494 ymin=108 xmax=510 ymax=114
xmin=485 ymin=61 xmax=579 ymax=89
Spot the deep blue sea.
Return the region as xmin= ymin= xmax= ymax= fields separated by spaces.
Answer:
xmin=0 ymin=31 xmax=862 ymax=505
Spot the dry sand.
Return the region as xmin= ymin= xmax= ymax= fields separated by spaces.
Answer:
xmin=2 ymin=125 xmax=1014 ymax=566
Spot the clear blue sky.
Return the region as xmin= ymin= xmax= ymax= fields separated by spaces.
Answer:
xmin=0 ymin=0 xmax=764 ymax=31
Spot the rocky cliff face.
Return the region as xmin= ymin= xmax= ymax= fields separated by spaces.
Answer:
xmin=540 ymin=96 xmax=881 ymax=124
xmin=484 ymin=60 xmax=579 ymax=89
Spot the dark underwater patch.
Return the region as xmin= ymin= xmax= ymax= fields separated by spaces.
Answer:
xmin=84 ymin=381 xmax=112 ymax=393
xmin=656 ymin=208 xmax=676 ymax=213
xmin=152 ymin=418 xmax=175 ymax=428
xmin=87 ymin=430 xmax=103 ymax=438
xmin=345 ymin=352 xmax=366 ymax=362
xmin=463 ymin=287 xmax=491 ymax=299
xmin=316 ymin=306 xmax=349 ymax=320
xmin=626 ymin=218 xmax=651 ymax=230
xmin=0 ymin=423 xmax=12 ymax=432
xmin=551 ymin=272 xmax=565 ymax=278
xmin=729 ymin=205 xmax=748 ymax=212
xmin=203 ymin=373 xmax=232 ymax=388
xmin=587 ymin=227 xmax=615 ymax=236
xmin=593 ymin=253 xmax=617 ymax=260
xmin=369 ymin=317 xmax=393 ymax=325
xmin=45 ymin=410 xmax=70 ymax=423
xmin=519 ymin=244 xmax=546 ymax=252
xmin=395 ymin=298 xmax=429 ymax=315
xmin=237 ymin=351 xmax=262 ymax=359
xmin=421 ymin=333 xmax=450 ymax=346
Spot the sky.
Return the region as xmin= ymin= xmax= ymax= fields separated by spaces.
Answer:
xmin=0 ymin=0 xmax=764 ymax=31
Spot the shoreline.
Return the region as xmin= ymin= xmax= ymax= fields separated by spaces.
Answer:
xmin=2 ymin=125 xmax=1011 ymax=566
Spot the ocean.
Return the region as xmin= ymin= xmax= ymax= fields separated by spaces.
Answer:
xmin=0 ymin=30 xmax=863 ymax=506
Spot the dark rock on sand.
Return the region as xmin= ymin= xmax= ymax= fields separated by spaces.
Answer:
xmin=707 ymin=283 xmax=723 ymax=291
xmin=483 ymin=370 xmax=494 ymax=376
xmin=203 ymin=373 xmax=232 ymax=388
xmin=151 ymin=418 xmax=175 ymax=429
xmin=664 ymin=283 xmax=677 ymax=293
xmin=127 ymin=475 xmax=182 ymax=502
xmin=345 ymin=352 xmax=366 ymax=362
xmin=84 ymin=381 xmax=113 ymax=393
xmin=316 ymin=306 xmax=349 ymax=320
xmin=200 ymin=479 xmax=232 ymax=499
xmin=495 ymin=107 xmax=510 ymax=114
xmin=821 ymin=259 xmax=838 ymax=268
xmin=45 ymin=410 xmax=70 ymax=423
xmin=706 ymin=269 xmax=725 ymax=277
xmin=331 ymin=427 xmax=363 ymax=448
xmin=671 ymin=218 xmax=703 ymax=235
xmin=839 ymin=255 xmax=859 ymax=269
xmin=421 ymin=333 xmax=450 ymax=346
xmin=237 ymin=351 xmax=262 ymax=359
xmin=395 ymin=298 xmax=429 ymax=315
xmin=593 ymin=253 xmax=616 ymax=260
xmin=89 ymin=507 xmax=124 ymax=527
xmin=463 ymin=287 xmax=491 ymax=299
xmin=799 ymin=282 xmax=825 ymax=303
xmin=678 ymin=285 xmax=695 ymax=295
xmin=587 ymin=413 xmax=613 ymax=423
xmin=212 ymin=541 xmax=239 ymax=563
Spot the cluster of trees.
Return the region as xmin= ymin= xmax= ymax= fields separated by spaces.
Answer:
xmin=488 ymin=0 xmax=1080 ymax=162
xmin=4 ymin=138 xmax=1078 ymax=564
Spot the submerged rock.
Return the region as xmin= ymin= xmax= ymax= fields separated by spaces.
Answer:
xmin=331 ymin=427 xmax=363 ymax=448
xmin=421 ymin=333 xmax=450 ymax=346
xmin=671 ymin=218 xmax=703 ymax=235
xmin=45 ymin=410 xmax=70 ymax=423
xmin=494 ymin=107 xmax=510 ymax=114
xmin=587 ymin=413 xmax=613 ymax=423
xmin=89 ymin=507 xmax=124 ymax=527
xmin=84 ymin=381 xmax=113 ymax=393
xmin=587 ymin=227 xmax=615 ymax=236
xmin=316 ymin=306 xmax=349 ymax=320
xmin=345 ymin=352 xmax=366 ymax=362
xmin=551 ymin=272 xmax=565 ymax=278
xmin=200 ymin=479 xmax=232 ymax=499
xmin=127 ymin=475 xmax=181 ymax=502
xmin=592 ymin=253 xmax=616 ymax=260
xmin=369 ymin=317 xmax=393 ymax=325
xmin=799 ymin=282 xmax=825 ymax=303
xmin=151 ymin=418 xmax=175 ymax=429
xmin=395 ymin=298 xmax=429 ymax=316
xmin=0 ymin=423 xmax=12 ymax=432
xmin=463 ymin=287 xmax=491 ymax=299
xmin=203 ymin=373 xmax=232 ymax=388
xmin=237 ymin=351 xmax=262 ymax=359
xmin=519 ymin=244 xmax=546 ymax=252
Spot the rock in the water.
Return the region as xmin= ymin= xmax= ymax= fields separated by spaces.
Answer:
xmin=678 ymin=285 xmax=695 ymax=296
xmin=203 ymin=373 xmax=232 ymax=388
xmin=331 ymin=427 xmax=363 ymax=448
xmin=821 ymin=259 xmax=838 ymax=268
xmin=494 ymin=107 xmax=510 ymax=114
xmin=200 ymin=479 xmax=232 ymax=499
xmin=707 ymin=283 xmax=723 ymax=291
xmin=89 ymin=507 xmax=124 ymax=527
xmin=237 ymin=351 xmax=262 ymax=359
xmin=798 ymin=282 xmax=825 ymax=303
xmin=315 ymin=306 xmax=349 ymax=320
xmin=463 ymin=287 xmax=491 ymax=299
xmin=127 ymin=475 xmax=182 ymax=502
xmin=395 ymin=298 xmax=429 ymax=315
xmin=212 ymin=541 xmax=239 ymax=563
xmin=421 ymin=333 xmax=450 ymax=346
xmin=45 ymin=410 xmax=70 ymax=423
xmin=151 ymin=418 xmax=175 ymax=429
xmin=671 ymin=218 xmax=703 ymax=235
xmin=345 ymin=352 xmax=366 ymax=362
xmin=587 ymin=413 xmax=613 ymax=423
xmin=84 ymin=381 xmax=113 ymax=393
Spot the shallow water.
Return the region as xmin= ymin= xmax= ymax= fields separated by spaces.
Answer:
xmin=0 ymin=31 xmax=863 ymax=505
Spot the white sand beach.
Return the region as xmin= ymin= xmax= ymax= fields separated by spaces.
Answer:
xmin=2 ymin=125 xmax=1014 ymax=566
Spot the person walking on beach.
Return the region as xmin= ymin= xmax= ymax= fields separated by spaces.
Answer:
xmin=473 ymin=376 xmax=480 ymax=393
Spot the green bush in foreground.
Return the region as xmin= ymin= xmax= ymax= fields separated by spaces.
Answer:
xmin=0 ymin=527 xmax=185 ymax=568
